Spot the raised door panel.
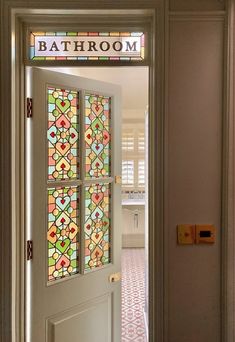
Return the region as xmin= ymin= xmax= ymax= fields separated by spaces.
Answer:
xmin=47 ymin=294 xmax=111 ymax=342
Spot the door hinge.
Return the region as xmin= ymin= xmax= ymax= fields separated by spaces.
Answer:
xmin=27 ymin=98 xmax=33 ymax=118
xmin=115 ymin=175 xmax=122 ymax=184
xmin=27 ymin=240 xmax=33 ymax=260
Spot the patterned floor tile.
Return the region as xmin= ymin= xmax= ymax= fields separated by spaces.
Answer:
xmin=121 ymin=248 xmax=147 ymax=342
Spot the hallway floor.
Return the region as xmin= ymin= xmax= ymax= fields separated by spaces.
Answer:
xmin=121 ymin=248 xmax=147 ymax=342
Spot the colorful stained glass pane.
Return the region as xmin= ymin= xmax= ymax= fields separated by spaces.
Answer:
xmin=84 ymin=183 xmax=111 ymax=271
xmin=48 ymin=87 xmax=79 ymax=180
xmin=85 ymin=94 xmax=111 ymax=179
xmin=29 ymin=32 xmax=145 ymax=61
xmin=48 ymin=186 xmax=79 ymax=281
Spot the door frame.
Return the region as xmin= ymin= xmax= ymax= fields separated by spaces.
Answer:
xmin=1 ymin=3 xmax=166 ymax=342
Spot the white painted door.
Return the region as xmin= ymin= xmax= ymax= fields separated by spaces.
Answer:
xmin=28 ymin=68 xmax=121 ymax=342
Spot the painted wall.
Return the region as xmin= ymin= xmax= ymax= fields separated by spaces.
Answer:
xmin=170 ymin=0 xmax=225 ymax=11
xmin=167 ymin=4 xmax=224 ymax=342
xmin=54 ymin=67 xmax=148 ymax=116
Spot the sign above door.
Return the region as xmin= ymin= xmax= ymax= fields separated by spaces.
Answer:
xmin=29 ymin=32 xmax=145 ymax=61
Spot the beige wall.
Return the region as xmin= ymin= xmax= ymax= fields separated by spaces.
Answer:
xmin=170 ymin=0 xmax=225 ymax=11
xmin=167 ymin=3 xmax=225 ymax=342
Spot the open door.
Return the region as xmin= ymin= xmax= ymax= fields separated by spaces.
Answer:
xmin=27 ymin=68 xmax=122 ymax=342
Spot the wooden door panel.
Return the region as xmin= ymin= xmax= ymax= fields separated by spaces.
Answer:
xmin=47 ymin=294 xmax=111 ymax=342
xmin=29 ymin=68 xmax=121 ymax=342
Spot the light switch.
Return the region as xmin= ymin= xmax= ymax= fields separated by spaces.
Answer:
xmin=195 ymin=224 xmax=215 ymax=244
xmin=177 ymin=224 xmax=195 ymax=245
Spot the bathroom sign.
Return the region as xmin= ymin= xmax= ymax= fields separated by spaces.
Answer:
xmin=29 ymin=32 xmax=145 ymax=61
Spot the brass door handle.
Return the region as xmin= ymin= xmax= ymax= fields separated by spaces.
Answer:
xmin=109 ymin=272 xmax=121 ymax=283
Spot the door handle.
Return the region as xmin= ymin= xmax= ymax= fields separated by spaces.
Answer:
xmin=109 ymin=272 xmax=121 ymax=283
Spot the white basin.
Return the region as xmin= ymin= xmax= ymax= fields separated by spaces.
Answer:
xmin=122 ymin=199 xmax=145 ymax=211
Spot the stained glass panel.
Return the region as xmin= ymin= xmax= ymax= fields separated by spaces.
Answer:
xmin=29 ymin=32 xmax=145 ymax=61
xmin=48 ymin=87 xmax=79 ymax=180
xmin=85 ymin=94 xmax=111 ymax=179
xmin=48 ymin=186 xmax=79 ymax=281
xmin=84 ymin=183 xmax=111 ymax=271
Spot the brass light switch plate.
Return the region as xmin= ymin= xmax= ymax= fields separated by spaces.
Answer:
xmin=177 ymin=224 xmax=195 ymax=245
xmin=195 ymin=224 xmax=215 ymax=244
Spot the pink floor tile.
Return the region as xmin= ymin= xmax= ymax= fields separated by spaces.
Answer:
xmin=121 ymin=248 xmax=147 ymax=342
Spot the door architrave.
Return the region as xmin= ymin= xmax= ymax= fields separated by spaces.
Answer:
xmin=1 ymin=4 xmax=166 ymax=342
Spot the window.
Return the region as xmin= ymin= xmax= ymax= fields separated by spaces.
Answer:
xmin=122 ymin=122 xmax=145 ymax=190
xmin=122 ymin=160 xmax=134 ymax=186
xmin=122 ymin=133 xmax=134 ymax=151
xmin=138 ymin=132 xmax=145 ymax=152
xmin=138 ymin=160 xmax=145 ymax=186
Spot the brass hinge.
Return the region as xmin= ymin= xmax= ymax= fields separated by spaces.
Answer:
xmin=27 ymin=98 xmax=33 ymax=118
xmin=115 ymin=175 xmax=122 ymax=184
xmin=27 ymin=240 xmax=33 ymax=260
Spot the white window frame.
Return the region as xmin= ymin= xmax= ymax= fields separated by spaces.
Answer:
xmin=122 ymin=120 xmax=145 ymax=191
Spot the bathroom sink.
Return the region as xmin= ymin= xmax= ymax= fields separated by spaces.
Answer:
xmin=122 ymin=199 xmax=145 ymax=211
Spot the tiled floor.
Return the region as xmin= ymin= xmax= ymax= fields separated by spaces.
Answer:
xmin=121 ymin=248 xmax=147 ymax=342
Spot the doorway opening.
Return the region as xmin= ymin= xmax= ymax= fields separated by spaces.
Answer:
xmin=32 ymin=66 xmax=149 ymax=341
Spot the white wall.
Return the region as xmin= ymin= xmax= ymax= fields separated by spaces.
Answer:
xmin=123 ymin=109 xmax=146 ymax=119
xmin=54 ymin=67 xmax=148 ymax=115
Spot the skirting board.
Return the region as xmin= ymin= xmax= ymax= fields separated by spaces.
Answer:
xmin=122 ymin=234 xmax=145 ymax=248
